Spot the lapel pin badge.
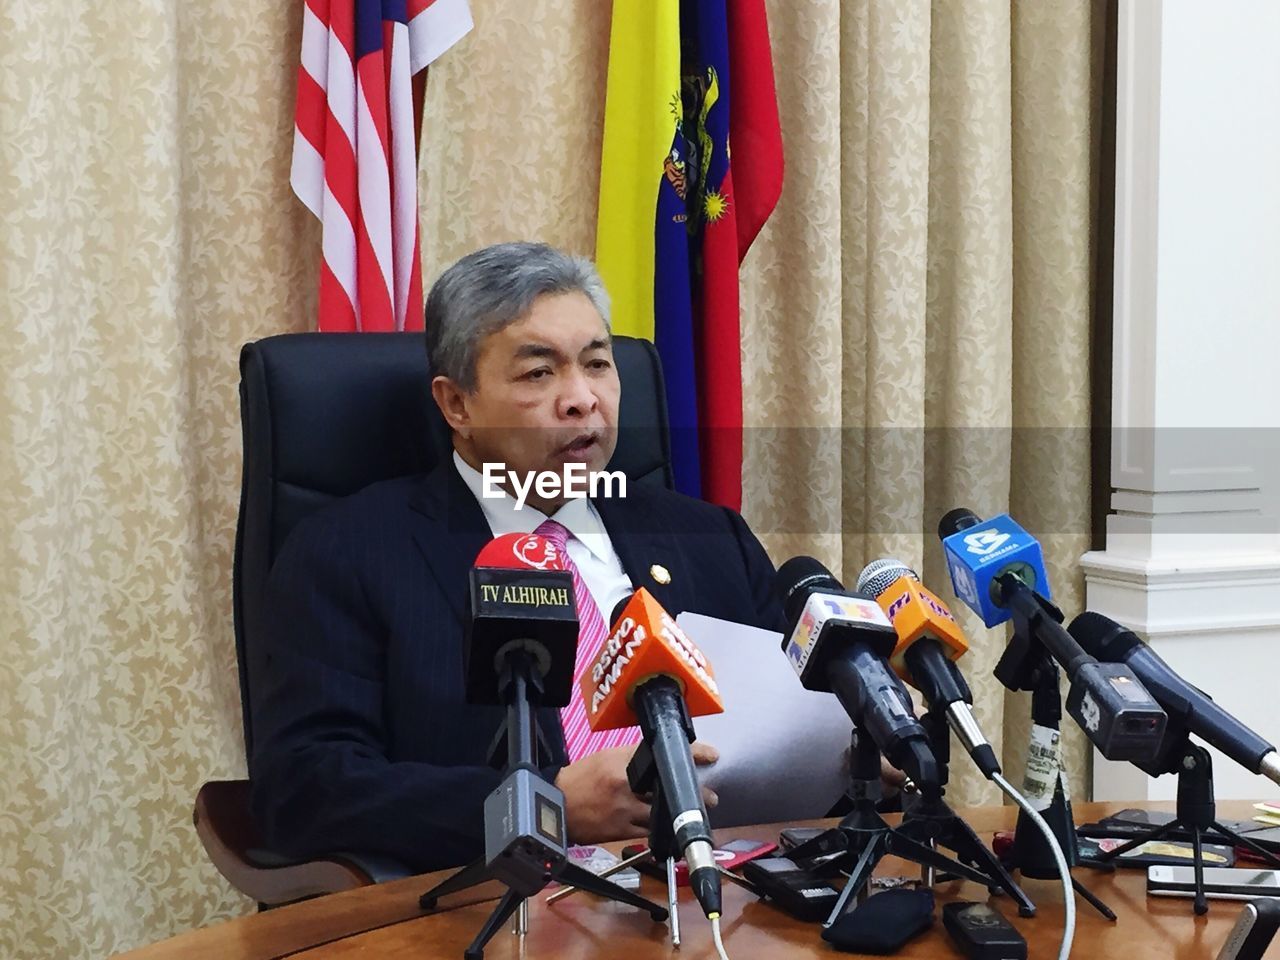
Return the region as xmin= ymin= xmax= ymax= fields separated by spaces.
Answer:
xmin=649 ymin=564 xmax=671 ymax=585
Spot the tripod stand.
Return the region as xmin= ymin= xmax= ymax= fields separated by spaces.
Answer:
xmin=1091 ymin=735 xmax=1280 ymax=915
xmin=789 ymin=727 xmax=1035 ymax=927
xmin=626 ymin=737 xmax=686 ymax=945
xmin=993 ymin=583 xmax=1116 ymax=920
xmin=418 ymin=650 xmax=667 ymax=959
xmin=904 ymin=709 xmax=1038 ymax=916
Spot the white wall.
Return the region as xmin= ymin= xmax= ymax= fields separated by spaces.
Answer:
xmin=1085 ymin=0 xmax=1280 ymax=803
xmin=1155 ymin=2 xmax=1280 ymax=435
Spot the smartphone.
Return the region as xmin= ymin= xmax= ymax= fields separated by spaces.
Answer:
xmin=1077 ymin=835 xmax=1236 ymax=868
xmin=1095 ymin=809 xmax=1268 ymax=838
xmin=779 ymin=826 xmax=845 ymax=867
xmin=1148 ymin=866 xmax=1280 ymax=901
xmin=564 ymin=845 xmax=641 ymax=890
xmin=739 ymin=856 xmax=841 ymax=922
xmin=1108 ymin=808 xmax=1175 ymax=828
xmin=621 ymin=838 xmax=777 ymax=885
xmin=715 ymin=838 xmax=779 ymax=870
xmin=779 ymin=827 xmax=826 ymax=851
xmin=1216 ymin=899 xmax=1280 ymax=960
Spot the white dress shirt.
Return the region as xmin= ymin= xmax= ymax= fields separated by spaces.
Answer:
xmin=452 ymin=452 xmax=634 ymax=618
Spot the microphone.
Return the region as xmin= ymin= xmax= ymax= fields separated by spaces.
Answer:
xmin=774 ymin=556 xmax=941 ymax=792
xmin=1070 ymin=612 xmax=1280 ymax=788
xmin=450 ymin=534 xmax=582 ymax=896
xmin=936 ymin=508 xmax=1169 ymax=763
xmin=465 ymin=533 xmax=580 ymax=709
xmin=419 ymin=534 xmax=676 ymax=928
xmin=856 ymin=558 xmax=1000 ymax=779
xmin=474 ymin=531 xmax=569 ymax=571
xmin=580 ymin=588 xmax=725 ymax=918
xmin=937 ymin=508 xmax=1051 ymax=629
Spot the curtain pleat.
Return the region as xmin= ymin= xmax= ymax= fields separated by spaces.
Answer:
xmin=0 ymin=0 xmax=1099 ymax=953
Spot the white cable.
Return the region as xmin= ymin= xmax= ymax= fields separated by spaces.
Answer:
xmin=710 ymin=914 xmax=730 ymax=960
xmin=992 ymin=771 xmax=1075 ymax=960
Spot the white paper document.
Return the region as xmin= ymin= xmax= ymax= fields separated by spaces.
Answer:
xmin=675 ymin=611 xmax=853 ymax=829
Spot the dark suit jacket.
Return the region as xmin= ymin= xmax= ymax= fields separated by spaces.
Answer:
xmin=249 ymin=461 xmax=784 ymax=873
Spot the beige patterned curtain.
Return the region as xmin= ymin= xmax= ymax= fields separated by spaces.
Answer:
xmin=736 ymin=0 xmax=1102 ymax=809
xmin=0 ymin=0 xmax=1101 ymax=955
xmin=0 ymin=2 xmax=314 ymax=956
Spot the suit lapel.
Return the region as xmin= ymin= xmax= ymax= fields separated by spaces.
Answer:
xmin=594 ymin=491 xmax=697 ymax=619
xmin=408 ymin=462 xmax=492 ymax=626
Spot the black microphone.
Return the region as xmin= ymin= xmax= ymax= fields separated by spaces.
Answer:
xmin=580 ymin=590 xmax=724 ymax=918
xmin=936 ymin=508 xmax=1169 ymax=763
xmin=1070 ymin=612 xmax=1280 ymax=788
xmin=451 ymin=535 xmax=582 ymax=897
xmin=856 ymin=558 xmax=1001 ymax=780
xmin=774 ymin=556 xmax=941 ymax=791
xmin=466 ymin=532 xmax=580 ymax=709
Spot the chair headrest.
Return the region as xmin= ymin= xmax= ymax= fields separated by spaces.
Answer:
xmin=233 ymin=331 xmax=673 ymax=757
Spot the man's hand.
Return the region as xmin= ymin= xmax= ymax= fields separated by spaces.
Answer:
xmin=556 ymin=741 xmax=720 ymax=845
xmin=880 ymin=756 xmax=907 ymax=789
xmin=841 ymin=745 xmax=910 ymax=791
xmin=691 ymin=741 xmax=720 ymax=808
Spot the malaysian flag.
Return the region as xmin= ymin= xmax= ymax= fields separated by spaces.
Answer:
xmin=291 ymin=0 xmax=473 ymax=332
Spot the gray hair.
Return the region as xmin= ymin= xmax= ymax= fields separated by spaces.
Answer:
xmin=424 ymin=241 xmax=612 ymax=391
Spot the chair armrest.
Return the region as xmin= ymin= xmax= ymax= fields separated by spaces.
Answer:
xmin=333 ymin=852 xmax=414 ymax=884
xmin=194 ymin=780 xmax=378 ymax=906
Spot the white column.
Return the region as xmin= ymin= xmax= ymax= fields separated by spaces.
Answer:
xmin=1082 ymin=0 xmax=1280 ymax=802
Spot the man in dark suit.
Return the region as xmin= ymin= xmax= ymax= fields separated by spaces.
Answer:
xmin=250 ymin=242 xmax=785 ymax=874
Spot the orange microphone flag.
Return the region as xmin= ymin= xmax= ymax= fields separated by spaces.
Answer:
xmin=873 ymin=575 xmax=970 ymax=685
xmin=579 ymin=588 xmax=724 ymax=732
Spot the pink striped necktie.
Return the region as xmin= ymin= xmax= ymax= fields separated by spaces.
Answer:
xmin=534 ymin=519 xmax=642 ymax=763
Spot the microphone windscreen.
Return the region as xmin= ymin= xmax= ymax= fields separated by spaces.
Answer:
xmin=856 ymin=557 xmax=914 ymax=600
xmin=1068 ymin=611 xmax=1142 ymax=662
xmin=938 ymin=507 xmax=981 ymax=541
xmin=856 ymin=557 xmax=970 ymax=674
xmin=464 ymin=533 xmax=577 ymax=705
xmin=775 ymin=556 xmax=844 ymax=626
xmin=473 ymin=532 xmax=567 ymax=571
xmin=610 ymin=594 xmax=633 ymax=628
xmin=822 ymin=888 xmax=935 ymax=953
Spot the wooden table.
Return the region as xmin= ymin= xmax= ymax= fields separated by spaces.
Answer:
xmin=116 ymin=802 xmax=1278 ymax=959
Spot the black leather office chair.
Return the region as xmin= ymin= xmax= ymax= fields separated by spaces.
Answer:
xmin=196 ymin=332 xmax=674 ymax=905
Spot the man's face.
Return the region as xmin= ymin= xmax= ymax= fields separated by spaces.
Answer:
xmin=437 ymin=291 xmax=621 ymax=486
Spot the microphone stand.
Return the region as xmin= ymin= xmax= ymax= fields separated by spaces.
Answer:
xmin=627 ymin=739 xmax=684 ymax=946
xmin=625 ymin=674 xmax=730 ymax=946
xmin=418 ymin=650 xmax=668 ymax=960
xmin=788 ymin=728 xmax=1027 ymax=928
xmin=899 ymin=708 xmax=1038 ymax=917
xmin=626 ymin=686 xmax=755 ymax=943
xmin=1088 ymin=728 xmax=1280 ymax=915
xmin=993 ymin=580 xmax=1116 ymax=920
